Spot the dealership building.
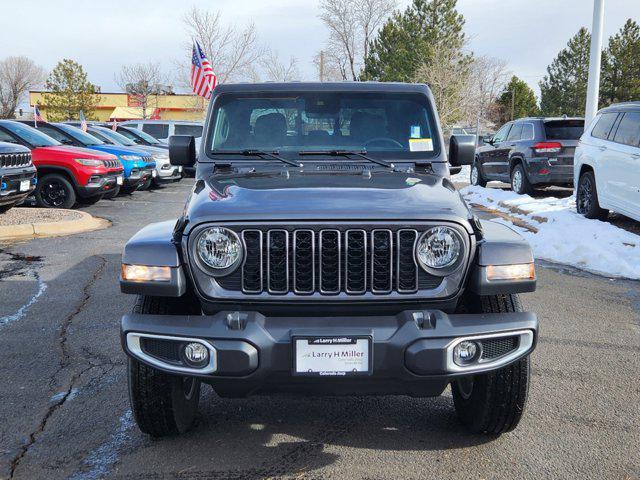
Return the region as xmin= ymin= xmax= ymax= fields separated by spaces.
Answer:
xmin=28 ymin=91 xmax=206 ymax=122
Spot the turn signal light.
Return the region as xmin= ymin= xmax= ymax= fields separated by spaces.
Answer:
xmin=486 ymin=263 xmax=535 ymax=281
xmin=121 ymin=264 xmax=171 ymax=282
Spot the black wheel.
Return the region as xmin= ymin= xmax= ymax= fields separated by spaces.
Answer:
xmin=103 ymin=185 xmax=121 ymax=199
xmin=139 ymin=177 xmax=153 ymax=191
xmin=128 ymin=295 xmax=203 ymax=437
xmin=152 ymin=178 xmax=164 ymax=188
xmin=470 ymin=160 xmax=487 ymax=187
xmin=452 ymin=294 xmax=531 ymax=435
xmin=35 ymin=173 xmax=76 ymax=209
xmin=76 ymin=194 xmax=103 ymax=205
xmin=577 ymin=171 xmax=608 ymax=220
xmin=120 ymin=185 xmax=138 ymax=195
xmin=0 ymin=204 xmax=14 ymax=214
xmin=510 ymin=163 xmax=532 ymax=195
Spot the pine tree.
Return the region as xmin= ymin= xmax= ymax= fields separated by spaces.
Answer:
xmin=361 ymin=0 xmax=466 ymax=82
xmin=602 ymin=19 xmax=640 ymax=105
xmin=539 ymin=28 xmax=591 ymax=117
xmin=40 ymin=59 xmax=98 ymax=121
xmin=493 ymin=76 xmax=539 ymax=124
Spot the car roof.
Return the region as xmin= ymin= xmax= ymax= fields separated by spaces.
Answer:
xmin=212 ymin=81 xmax=431 ymax=95
xmin=599 ymin=101 xmax=640 ymax=113
xmin=515 ymin=117 xmax=584 ymax=122
xmin=122 ymin=120 xmax=201 ymax=125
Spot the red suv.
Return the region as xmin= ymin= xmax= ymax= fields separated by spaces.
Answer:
xmin=0 ymin=120 xmax=124 ymax=208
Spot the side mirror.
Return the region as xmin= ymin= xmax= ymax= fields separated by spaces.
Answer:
xmin=169 ymin=135 xmax=196 ymax=167
xmin=449 ymin=134 xmax=475 ymax=166
xmin=483 ymin=135 xmax=494 ymax=145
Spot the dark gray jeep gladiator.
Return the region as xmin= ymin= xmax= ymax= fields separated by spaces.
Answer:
xmin=120 ymin=82 xmax=538 ymax=437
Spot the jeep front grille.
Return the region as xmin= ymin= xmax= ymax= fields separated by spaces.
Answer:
xmin=0 ymin=152 xmax=31 ymax=168
xmin=103 ymin=159 xmax=121 ymax=168
xmin=212 ymin=226 xmax=445 ymax=296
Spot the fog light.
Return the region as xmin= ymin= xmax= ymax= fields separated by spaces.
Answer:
xmin=486 ymin=263 xmax=535 ymax=281
xmin=453 ymin=341 xmax=479 ymax=366
xmin=183 ymin=342 xmax=209 ymax=367
xmin=121 ymin=264 xmax=171 ymax=282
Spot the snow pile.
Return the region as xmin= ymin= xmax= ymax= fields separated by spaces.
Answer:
xmin=450 ymin=165 xmax=470 ymax=184
xmin=460 ymin=185 xmax=640 ymax=280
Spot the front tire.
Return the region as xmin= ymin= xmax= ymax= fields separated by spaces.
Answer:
xmin=35 ymin=174 xmax=77 ymax=209
xmin=452 ymin=294 xmax=531 ymax=435
xmin=139 ymin=177 xmax=153 ymax=191
xmin=103 ymin=185 xmax=120 ymax=199
xmin=577 ymin=171 xmax=608 ymax=220
xmin=0 ymin=204 xmax=15 ymax=214
xmin=470 ymin=160 xmax=487 ymax=187
xmin=510 ymin=163 xmax=532 ymax=195
xmin=128 ymin=295 xmax=203 ymax=437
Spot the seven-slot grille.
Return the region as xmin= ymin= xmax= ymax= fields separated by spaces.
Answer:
xmin=0 ymin=152 xmax=31 ymax=168
xmin=103 ymin=158 xmax=121 ymax=168
xmin=215 ymin=227 xmax=445 ymax=296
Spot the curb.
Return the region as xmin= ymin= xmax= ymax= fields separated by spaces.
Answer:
xmin=0 ymin=210 xmax=111 ymax=241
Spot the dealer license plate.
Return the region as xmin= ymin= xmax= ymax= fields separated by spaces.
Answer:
xmin=116 ymin=175 xmax=124 ymax=185
xmin=293 ymin=336 xmax=371 ymax=376
xmin=152 ymin=170 xmax=157 ymax=178
xmin=19 ymin=180 xmax=30 ymax=192
xmin=178 ymin=166 xmax=183 ymax=173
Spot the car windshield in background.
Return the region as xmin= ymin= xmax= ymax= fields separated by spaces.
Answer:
xmin=209 ymin=92 xmax=439 ymax=159
xmin=175 ymin=124 xmax=203 ymax=137
xmin=56 ymin=124 xmax=104 ymax=145
xmin=544 ymin=120 xmax=585 ymax=140
xmin=2 ymin=121 xmax=60 ymax=147
xmin=122 ymin=127 xmax=162 ymax=144
xmin=95 ymin=127 xmax=136 ymax=146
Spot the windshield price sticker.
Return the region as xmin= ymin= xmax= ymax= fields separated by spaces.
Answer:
xmin=409 ymin=138 xmax=434 ymax=152
xmin=294 ymin=337 xmax=371 ymax=376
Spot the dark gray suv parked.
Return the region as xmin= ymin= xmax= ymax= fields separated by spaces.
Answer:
xmin=473 ymin=117 xmax=584 ymax=194
xmin=119 ymin=82 xmax=538 ymax=438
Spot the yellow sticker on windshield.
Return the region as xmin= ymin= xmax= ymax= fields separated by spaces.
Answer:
xmin=409 ymin=138 xmax=433 ymax=152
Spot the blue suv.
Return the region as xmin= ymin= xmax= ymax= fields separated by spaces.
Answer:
xmin=22 ymin=121 xmax=156 ymax=196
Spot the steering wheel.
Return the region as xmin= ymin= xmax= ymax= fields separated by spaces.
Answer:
xmin=363 ymin=137 xmax=404 ymax=149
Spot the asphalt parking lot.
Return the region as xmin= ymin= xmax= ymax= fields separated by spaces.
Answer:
xmin=1 ymin=179 xmax=639 ymax=480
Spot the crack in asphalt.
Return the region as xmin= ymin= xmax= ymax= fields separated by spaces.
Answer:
xmin=8 ymin=255 xmax=108 ymax=479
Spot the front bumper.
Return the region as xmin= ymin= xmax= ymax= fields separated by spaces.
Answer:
xmin=121 ymin=308 xmax=538 ymax=398
xmin=77 ymin=173 xmax=122 ymax=198
xmin=0 ymin=168 xmax=37 ymax=206
xmin=155 ymin=165 xmax=182 ymax=183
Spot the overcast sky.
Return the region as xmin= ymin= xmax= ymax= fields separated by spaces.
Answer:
xmin=2 ymin=0 xmax=639 ymax=101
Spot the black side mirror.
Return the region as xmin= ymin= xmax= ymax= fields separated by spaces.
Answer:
xmin=169 ymin=135 xmax=196 ymax=167
xmin=449 ymin=134 xmax=475 ymax=166
xmin=484 ymin=135 xmax=495 ymax=145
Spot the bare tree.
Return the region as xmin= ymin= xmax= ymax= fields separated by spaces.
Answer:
xmin=260 ymin=50 xmax=300 ymax=82
xmin=468 ymin=56 xmax=510 ymax=133
xmin=0 ymin=56 xmax=46 ymax=118
xmin=182 ymin=6 xmax=264 ymax=84
xmin=116 ymin=62 xmax=165 ymax=119
xmin=314 ymin=49 xmax=349 ymax=81
xmin=319 ymin=0 xmax=396 ymax=81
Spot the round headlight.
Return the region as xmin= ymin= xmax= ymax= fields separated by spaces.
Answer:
xmin=196 ymin=227 xmax=242 ymax=270
xmin=416 ymin=226 xmax=462 ymax=270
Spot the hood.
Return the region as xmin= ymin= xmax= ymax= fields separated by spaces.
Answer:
xmin=0 ymin=142 xmax=30 ymax=154
xmin=31 ymin=145 xmax=116 ymax=160
xmin=184 ymin=169 xmax=472 ymax=231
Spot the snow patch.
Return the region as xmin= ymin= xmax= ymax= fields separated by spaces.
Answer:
xmin=450 ymin=165 xmax=470 ymax=184
xmin=460 ymin=185 xmax=640 ymax=280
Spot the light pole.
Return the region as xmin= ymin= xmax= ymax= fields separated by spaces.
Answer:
xmin=585 ymin=0 xmax=605 ymax=128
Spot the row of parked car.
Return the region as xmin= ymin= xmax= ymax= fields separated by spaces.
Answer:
xmin=0 ymin=121 xmax=190 ymax=212
xmin=464 ymin=101 xmax=640 ymax=222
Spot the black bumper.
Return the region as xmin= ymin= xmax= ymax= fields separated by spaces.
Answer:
xmin=121 ymin=309 xmax=538 ymax=398
xmin=77 ymin=173 xmax=122 ymax=198
xmin=526 ymin=159 xmax=573 ymax=185
xmin=0 ymin=168 xmax=37 ymax=206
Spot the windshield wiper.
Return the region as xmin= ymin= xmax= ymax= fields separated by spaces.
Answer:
xmin=211 ymin=149 xmax=302 ymax=167
xmin=299 ymin=150 xmax=393 ymax=169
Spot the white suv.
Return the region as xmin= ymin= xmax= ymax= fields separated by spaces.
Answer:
xmin=575 ymin=102 xmax=640 ymax=222
xmin=121 ymin=120 xmax=203 ymax=145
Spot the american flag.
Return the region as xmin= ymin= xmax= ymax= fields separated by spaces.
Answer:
xmin=34 ymin=104 xmax=44 ymax=128
xmin=191 ymin=41 xmax=217 ymax=100
xmin=111 ymin=118 xmax=118 ymax=131
xmin=79 ymin=111 xmax=88 ymax=132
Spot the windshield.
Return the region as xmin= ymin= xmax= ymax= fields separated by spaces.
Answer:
xmin=209 ymin=92 xmax=439 ymax=159
xmin=2 ymin=121 xmax=60 ymax=147
xmin=120 ymin=127 xmax=161 ymax=144
xmin=56 ymin=124 xmax=104 ymax=145
xmin=94 ymin=127 xmax=136 ymax=146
